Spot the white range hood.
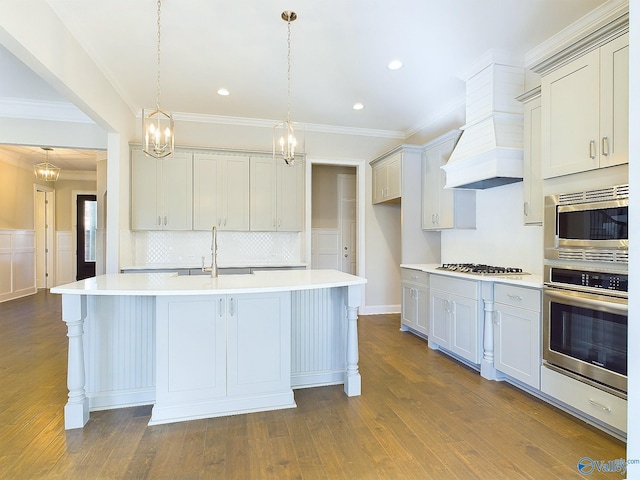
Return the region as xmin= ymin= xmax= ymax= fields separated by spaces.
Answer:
xmin=442 ymin=60 xmax=525 ymax=189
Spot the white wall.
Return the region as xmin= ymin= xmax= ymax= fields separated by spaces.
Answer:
xmin=441 ymin=182 xmax=543 ymax=274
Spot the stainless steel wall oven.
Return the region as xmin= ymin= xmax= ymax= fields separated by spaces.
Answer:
xmin=543 ymin=184 xmax=628 ymax=399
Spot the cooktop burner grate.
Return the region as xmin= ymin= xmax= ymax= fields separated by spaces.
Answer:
xmin=437 ymin=263 xmax=529 ymax=275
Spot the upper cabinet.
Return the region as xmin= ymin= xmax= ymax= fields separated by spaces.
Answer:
xmin=422 ymin=131 xmax=475 ymax=231
xmin=250 ymin=157 xmax=304 ymax=231
xmin=371 ymin=151 xmax=401 ymax=204
xmin=518 ymin=88 xmax=543 ymax=225
xmin=541 ymin=33 xmax=628 ymax=179
xmin=193 ymin=153 xmax=249 ymax=231
xmin=131 ymin=148 xmax=193 ymax=231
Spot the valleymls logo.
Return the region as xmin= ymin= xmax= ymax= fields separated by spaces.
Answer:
xmin=577 ymin=457 xmax=640 ymax=476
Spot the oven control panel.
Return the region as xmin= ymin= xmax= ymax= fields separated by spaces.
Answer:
xmin=550 ymin=268 xmax=628 ymax=293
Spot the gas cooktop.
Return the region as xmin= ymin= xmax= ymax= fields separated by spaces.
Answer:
xmin=437 ymin=263 xmax=529 ymax=275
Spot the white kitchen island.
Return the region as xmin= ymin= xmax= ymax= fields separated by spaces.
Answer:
xmin=51 ymin=269 xmax=366 ymax=429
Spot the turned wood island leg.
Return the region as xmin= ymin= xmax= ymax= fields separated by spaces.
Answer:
xmin=61 ymin=294 xmax=90 ymax=429
xmin=344 ymin=285 xmax=362 ymax=396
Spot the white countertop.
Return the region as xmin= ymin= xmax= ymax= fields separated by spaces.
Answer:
xmin=401 ymin=263 xmax=544 ymax=289
xmin=120 ymin=262 xmax=308 ymax=271
xmin=51 ymin=269 xmax=366 ymax=296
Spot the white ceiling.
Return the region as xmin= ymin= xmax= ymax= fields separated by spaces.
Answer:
xmin=0 ymin=0 xmax=608 ymax=171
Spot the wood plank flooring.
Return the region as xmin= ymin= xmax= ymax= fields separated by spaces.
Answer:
xmin=0 ymin=290 xmax=625 ymax=479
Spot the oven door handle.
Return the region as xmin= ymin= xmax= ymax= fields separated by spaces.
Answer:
xmin=545 ymin=288 xmax=628 ymax=316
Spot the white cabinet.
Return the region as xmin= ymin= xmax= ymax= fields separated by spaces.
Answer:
xmin=421 ymin=131 xmax=475 ymax=230
xmin=153 ymin=292 xmax=293 ymax=424
xmin=541 ymin=33 xmax=628 ymax=179
xmin=518 ymin=89 xmax=543 ymax=225
xmin=400 ymin=268 xmax=429 ymax=337
xmin=193 ymin=153 xmax=249 ymax=231
xmin=429 ymin=275 xmax=482 ymax=364
xmin=131 ymin=149 xmax=193 ymax=230
xmin=371 ymin=151 xmax=401 ymax=204
xmin=250 ymin=157 xmax=304 ymax=231
xmin=493 ymin=284 xmax=541 ymax=389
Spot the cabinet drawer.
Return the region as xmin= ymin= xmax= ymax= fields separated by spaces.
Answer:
xmin=494 ymin=284 xmax=540 ymax=311
xmin=430 ymin=274 xmax=477 ymax=299
xmin=401 ymin=268 xmax=429 ymax=285
xmin=541 ymin=366 xmax=626 ymax=433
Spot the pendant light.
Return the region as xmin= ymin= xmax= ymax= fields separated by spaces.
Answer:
xmin=33 ymin=147 xmax=60 ymax=182
xmin=273 ymin=10 xmax=305 ymax=166
xmin=143 ymin=0 xmax=174 ymax=158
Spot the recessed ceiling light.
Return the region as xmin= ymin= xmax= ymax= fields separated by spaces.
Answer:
xmin=387 ymin=60 xmax=403 ymax=70
xmin=217 ymin=88 xmax=230 ymax=96
xmin=353 ymin=102 xmax=364 ymax=111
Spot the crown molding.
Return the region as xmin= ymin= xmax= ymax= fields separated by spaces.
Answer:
xmin=527 ymin=0 xmax=628 ymax=74
xmin=0 ymin=97 xmax=94 ymax=123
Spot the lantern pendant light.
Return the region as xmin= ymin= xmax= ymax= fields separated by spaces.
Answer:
xmin=273 ymin=10 xmax=305 ymax=166
xmin=33 ymin=147 xmax=60 ymax=182
xmin=143 ymin=0 xmax=174 ymax=158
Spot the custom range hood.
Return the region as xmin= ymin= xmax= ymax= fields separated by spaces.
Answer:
xmin=442 ymin=57 xmax=525 ymax=189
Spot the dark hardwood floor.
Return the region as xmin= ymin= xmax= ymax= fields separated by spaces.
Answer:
xmin=0 ymin=290 xmax=625 ymax=479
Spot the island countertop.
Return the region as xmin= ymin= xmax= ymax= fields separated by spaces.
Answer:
xmin=51 ymin=269 xmax=367 ymax=296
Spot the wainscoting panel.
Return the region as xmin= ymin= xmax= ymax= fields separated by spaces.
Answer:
xmin=0 ymin=230 xmax=36 ymax=303
xmin=291 ymin=287 xmax=347 ymax=388
xmin=84 ymin=295 xmax=156 ymax=409
xmin=56 ymin=231 xmax=74 ymax=286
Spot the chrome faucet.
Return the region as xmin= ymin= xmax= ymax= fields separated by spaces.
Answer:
xmin=202 ymin=225 xmax=218 ymax=278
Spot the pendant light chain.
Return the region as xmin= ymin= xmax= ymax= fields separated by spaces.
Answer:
xmin=286 ymin=16 xmax=292 ymax=126
xmin=155 ymin=0 xmax=162 ymax=111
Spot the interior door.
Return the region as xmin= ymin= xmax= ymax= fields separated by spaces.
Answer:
xmin=76 ymin=194 xmax=97 ymax=280
xmin=338 ymin=174 xmax=357 ymax=274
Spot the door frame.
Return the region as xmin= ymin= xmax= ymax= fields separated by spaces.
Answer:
xmin=72 ymin=190 xmax=97 ymax=282
xmin=306 ymin=158 xmax=365 ymax=293
xmin=34 ymin=184 xmax=55 ymax=289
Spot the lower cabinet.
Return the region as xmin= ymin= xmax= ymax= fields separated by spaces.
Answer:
xmin=493 ymin=284 xmax=542 ymax=389
xmin=152 ymin=292 xmax=293 ymax=424
xmin=429 ymin=275 xmax=482 ymax=364
xmin=400 ymin=268 xmax=429 ymax=336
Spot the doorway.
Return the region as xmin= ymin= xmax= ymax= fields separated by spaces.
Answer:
xmin=76 ymin=194 xmax=97 ymax=280
xmin=338 ymin=174 xmax=357 ymax=274
xmin=34 ymin=186 xmax=55 ymax=289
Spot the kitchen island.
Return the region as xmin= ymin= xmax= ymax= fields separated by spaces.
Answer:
xmin=51 ymin=269 xmax=366 ymax=429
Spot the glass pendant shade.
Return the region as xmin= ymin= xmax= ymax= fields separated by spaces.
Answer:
xmin=34 ymin=147 xmax=60 ymax=182
xmin=143 ymin=108 xmax=174 ymax=158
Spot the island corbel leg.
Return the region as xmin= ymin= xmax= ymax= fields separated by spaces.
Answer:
xmin=61 ymin=294 xmax=90 ymax=429
xmin=344 ymin=285 xmax=362 ymax=396
xmin=480 ymin=282 xmax=496 ymax=380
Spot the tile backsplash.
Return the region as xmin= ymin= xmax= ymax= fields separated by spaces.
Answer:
xmin=129 ymin=230 xmax=303 ymax=267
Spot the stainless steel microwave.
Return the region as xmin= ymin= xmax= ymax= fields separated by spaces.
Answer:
xmin=544 ymin=185 xmax=628 ymax=263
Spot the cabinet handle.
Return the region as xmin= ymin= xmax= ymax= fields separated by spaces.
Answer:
xmin=493 ymin=311 xmax=500 ymax=326
xmin=431 ymin=214 xmax=435 ymax=224
xmin=157 ymin=216 xmax=161 ymax=226
xmin=219 ymin=297 xmax=225 ymax=317
xmin=589 ymin=140 xmax=596 ymax=159
xmin=164 ymin=216 xmax=167 ymax=226
xmin=601 ymin=136 xmax=609 ymax=157
xmin=229 ymin=298 xmax=235 ymax=316
xmin=507 ymin=294 xmax=523 ymax=301
xmin=523 ymin=202 xmax=529 ymax=216
xmin=588 ymin=399 xmax=611 ymax=413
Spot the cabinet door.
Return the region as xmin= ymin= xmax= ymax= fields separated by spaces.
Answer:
xmin=155 ymin=296 xmax=227 ymax=404
xmin=599 ymin=33 xmax=629 ymax=169
xmin=161 ymin=152 xmax=193 ymax=230
xmin=494 ymin=303 xmax=541 ymax=389
xmin=429 ymin=289 xmax=449 ymax=347
xmin=277 ymin=160 xmax=304 ymax=231
xmin=250 ymin=157 xmax=278 ymax=231
xmin=542 ymin=49 xmax=600 ymax=178
xmin=414 ymin=286 xmax=429 ymax=336
xmin=401 ymin=284 xmax=417 ymax=329
xmin=227 ymin=292 xmax=291 ymax=396
xmin=385 ymin=153 xmax=401 ymax=200
xmin=193 ymin=153 xmax=221 ymax=230
xmin=422 ymin=147 xmax=441 ymax=229
xmin=223 ymin=156 xmax=250 ymax=231
xmin=449 ymin=294 xmax=479 ymax=363
xmin=372 ymin=162 xmax=386 ymax=204
xmin=131 ymin=149 xmax=161 ymax=230
xmin=523 ymin=96 xmax=543 ymax=225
